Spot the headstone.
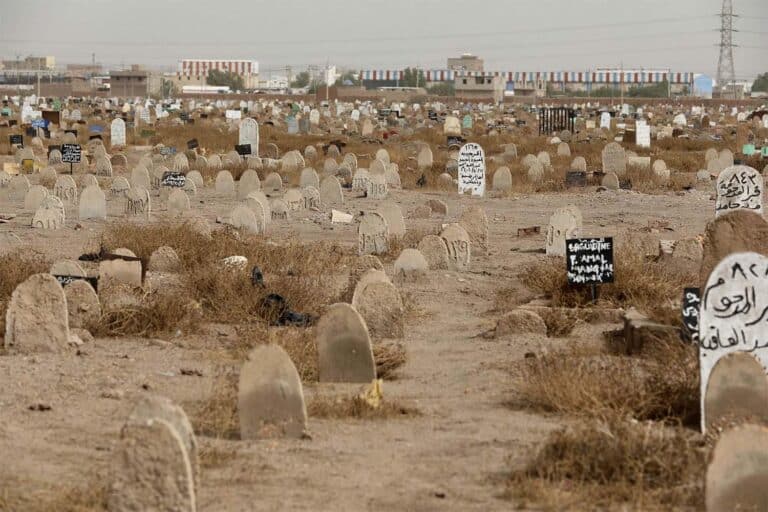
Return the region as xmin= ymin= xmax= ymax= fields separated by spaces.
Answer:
xmin=64 ymin=279 xmax=100 ymax=328
xmin=300 ymin=167 xmax=319 ymax=189
xmin=351 ymin=279 xmax=405 ymax=340
xmin=376 ymin=201 xmax=405 ymax=237
xmin=125 ymin=187 xmax=151 ymax=217
xmin=394 ymin=248 xmax=429 ymax=278
xmin=546 ymin=207 xmax=582 ymax=257
xmin=284 ymin=189 xmax=304 ymax=212
xmin=9 ymin=175 xmax=30 ymax=201
xmin=131 ymin=166 xmax=151 ymax=190
xmin=24 ymin=184 xmax=48 ymax=212
xmin=358 ymin=212 xmax=389 ymax=255
xmin=320 ymin=176 xmax=344 ymax=206
xmin=459 ymin=206 xmax=489 ymax=255
xmin=602 ymin=142 xmax=627 ymax=176
xmin=440 ymin=224 xmax=471 ymax=271
xmin=715 ymin=165 xmax=763 ymax=218
xmin=230 ymin=204 xmax=262 ymax=234
xmin=366 ymin=173 xmax=388 ymax=200
xmin=418 ymin=235 xmax=450 ymax=270
xmin=32 ymin=195 xmax=65 ymax=229
xmin=167 ymin=189 xmax=190 ymax=217
xmin=237 ymin=170 xmax=261 ymax=199
xmin=699 ymin=252 xmax=768 ymax=432
xmin=270 ymin=198 xmax=289 ymax=221
xmin=301 ymin=186 xmax=320 ymax=209
xmin=316 ymin=303 xmax=376 ymax=383
xmin=492 ymin=166 xmax=512 ymax=192
xmin=602 ymin=171 xmax=620 ymax=190
xmin=457 ymin=143 xmax=486 ymax=197
xmin=238 ymin=345 xmax=307 ymax=439
xmin=110 ymin=118 xmax=126 ymax=147
xmin=705 ymin=424 xmax=768 ymax=512
xmin=238 ymin=118 xmax=259 ymax=156
xmin=215 ymin=171 xmax=235 ymax=196
xmin=3 ymin=274 xmax=69 ymax=353
xmin=79 ymin=185 xmax=107 ymax=220
xmin=705 ymin=352 xmax=768 ymax=430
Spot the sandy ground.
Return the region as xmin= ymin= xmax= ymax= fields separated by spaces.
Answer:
xmin=0 ymin=156 xmax=715 ymax=511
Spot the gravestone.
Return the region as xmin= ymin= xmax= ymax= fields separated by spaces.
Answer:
xmin=110 ymin=118 xmax=126 ymax=147
xmin=81 ymin=174 xmax=99 ymax=190
xmin=9 ymin=175 xmax=30 ymax=201
xmin=602 ymin=142 xmax=627 ymax=176
xmin=237 ymin=170 xmax=261 ymax=199
xmin=458 ymin=143 xmax=486 ymax=197
xmin=546 ymin=207 xmax=582 ymax=257
xmin=459 ymin=206 xmax=489 ymax=255
xmin=699 ymin=252 xmax=768 ymax=432
xmin=492 ymin=166 xmax=512 ymax=192
xmin=65 ymin=279 xmax=100 ymax=328
xmin=79 ymin=185 xmax=107 ymax=220
xmin=32 ymin=195 xmax=65 ymax=229
xmin=215 ymin=171 xmax=235 ymax=196
xmin=125 ymin=187 xmax=151 ymax=217
xmin=148 ymin=246 xmax=181 ymax=272
xmin=245 ymin=191 xmax=270 ymax=228
xmin=358 ymin=212 xmax=389 ymax=255
xmin=109 ymin=419 xmax=195 ymax=512
xmin=384 ymin=165 xmax=401 ymax=189
xmin=54 ymin=175 xmax=78 ymax=204
xmin=4 ymin=274 xmax=69 ymax=353
xmin=300 ymin=167 xmax=319 ymax=189
xmin=186 ymin=171 xmax=204 ymax=189
xmin=95 ymin=156 xmax=113 ymax=177
xmin=366 ymin=173 xmax=388 ymax=200
xmin=375 ymin=148 xmax=390 ymax=165
xmin=270 ymin=198 xmax=290 ymax=221
xmin=131 ymin=166 xmax=151 ymax=190
xmin=316 ymin=303 xmax=376 ymax=383
xmin=394 ymin=248 xmax=429 ymax=278
xmin=706 ymin=424 xmax=768 ymax=512
xmin=418 ymin=235 xmax=450 ymax=270
xmin=571 ymin=156 xmax=587 ymax=172
xmin=352 ymin=169 xmax=370 ymax=191
xmin=230 ymin=205 xmax=262 ymax=234
xmin=602 ymin=171 xmax=620 ymax=190
xmin=24 ymin=185 xmax=48 ymax=212
xmin=443 ymin=116 xmax=461 ymax=136
xmin=99 ymin=251 xmax=142 ymax=288
xmin=262 ymin=172 xmax=282 ymax=194
xmin=376 ymin=201 xmax=405 ymax=237
xmin=440 ymin=224 xmax=471 ymax=271
xmin=167 ymin=189 xmax=190 ymax=217
xmin=238 ymin=344 xmax=307 ymax=439
xmin=705 ymin=352 xmax=768 ymax=430
xmin=417 ymin=146 xmax=433 ymax=170
xmin=715 ymin=165 xmax=763 ymax=218
xmin=352 ymin=279 xmax=405 ymax=340
xmin=320 ymin=176 xmax=344 ymax=206
xmin=284 ymin=189 xmax=304 ymax=211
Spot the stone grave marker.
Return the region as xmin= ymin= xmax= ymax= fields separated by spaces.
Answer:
xmin=320 ymin=176 xmax=344 ymax=206
xmin=546 ymin=207 xmax=582 ymax=257
xmin=167 ymin=189 xmax=190 ymax=217
xmin=24 ymin=184 xmax=48 ymax=212
xmin=715 ymin=165 xmax=763 ymax=218
xmin=237 ymin=170 xmax=261 ymax=199
xmin=316 ymin=303 xmax=376 ymax=383
xmin=301 ymin=186 xmax=320 ymax=209
xmin=352 ymin=279 xmax=405 ymax=340
xmin=110 ymin=118 xmax=126 ymax=147
xmin=215 ymin=171 xmax=236 ymax=197
xmin=131 ymin=166 xmax=151 ymax=190
xmin=602 ymin=142 xmax=627 ymax=176
xmin=79 ymin=185 xmax=107 ymax=220
xmin=125 ymin=187 xmax=151 ymax=217
xmin=376 ymin=201 xmax=405 ymax=237
xmin=4 ymin=274 xmax=69 ymax=353
xmin=418 ymin=235 xmax=450 ymax=270
xmin=230 ymin=204 xmax=262 ymax=234
xmin=705 ymin=351 xmax=768 ymax=430
xmin=394 ymin=248 xmax=429 ymax=278
xmin=440 ymin=224 xmax=471 ymax=271
xmin=300 ymin=167 xmax=319 ymax=189
xmin=358 ymin=212 xmax=389 ymax=255
xmin=284 ymin=189 xmax=304 ymax=211
xmin=99 ymin=251 xmax=142 ymax=288
xmin=270 ymin=198 xmax=289 ymax=221
xmin=238 ymin=344 xmax=307 ymax=439
xmin=54 ymin=175 xmax=78 ymax=204
xmin=492 ymin=166 xmax=512 ymax=192
xmin=9 ymin=175 xmax=30 ymax=201
xmin=32 ymin=195 xmax=65 ymax=229
xmin=64 ymin=279 xmax=100 ymax=328
xmin=458 ymin=143 xmax=485 ymax=197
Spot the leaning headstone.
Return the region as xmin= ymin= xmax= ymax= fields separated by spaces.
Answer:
xmin=230 ymin=205 xmax=262 ymax=234
xmin=238 ymin=344 xmax=307 ymax=439
xmin=705 ymin=424 xmax=768 ymax=512
xmin=699 ymin=252 xmax=768 ymax=432
xmin=316 ymin=303 xmax=376 ymax=383
xmin=109 ymin=418 xmax=195 ymax=512
xmin=440 ymin=224 xmax=471 ymax=271
xmin=352 ymin=279 xmax=405 ymax=340
xmin=458 ymin=143 xmax=486 ymax=197
xmin=78 ymin=185 xmax=107 ymax=220
xmin=705 ymin=352 xmax=768 ymax=430
xmin=715 ymin=165 xmax=763 ymax=218
xmin=358 ymin=212 xmax=389 ymax=255
xmin=546 ymin=207 xmax=582 ymax=257
xmin=602 ymin=142 xmax=627 ymax=176
xmin=4 ymin=274 xmax=69 ymax=353
xmin=459 ymin=206 xmax=489 ymax=255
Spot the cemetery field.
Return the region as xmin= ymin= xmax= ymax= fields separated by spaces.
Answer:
xmin=0 ymin=102 xmax=767 ymax=511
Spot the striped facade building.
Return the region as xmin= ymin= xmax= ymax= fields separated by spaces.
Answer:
xmin=174 ymin=59 xmax=259 ymax=90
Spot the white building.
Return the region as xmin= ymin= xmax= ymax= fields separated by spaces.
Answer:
xmin=175 ymin=59 xmax=259 ymax=89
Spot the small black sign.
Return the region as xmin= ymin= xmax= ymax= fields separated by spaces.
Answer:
xmin=186 ymin=138 xmax=199 ymax=150
xmin=89 ymin=134 xmax=103 ymax=140
xmin=378 ymin=108 xmax=391 ymax=120
xmin=25 ymin=127 xmax=36 ymax=137
xmin=159 ymin=146 xmax=176 ymax=156
xmin=9 ymin=134 xmax=23 ymax=147
xmin=565 ymin=171 xmax=587 ymax=188
xmin=235 ymin=144 xmax=251 ymax=156
xmin=61 ymin=144 xmax=82 ymax=164
xmin=180 ymin=112 xmax=189 ymax=122
xmin=681 ymin=287 xmax=701 ymax=343
xmin=65 ymin=129 xmax=78 ymax=137
xmin=428 ymin=110 xmax=438 ymax=121
xmin=8 ymin=120 xmax=17 ymax=127
xmin=200 ymin=113 xmax=208 ymax=119
xmin=161 ymin=171 xmax=186 ymax=188
xmin=54 ymin=274 xmax=99 ymax=291
xmin=447 ymin=135 xmax=465 ymax=148
xmin=566 ymin=237 xmax=615 ymax=285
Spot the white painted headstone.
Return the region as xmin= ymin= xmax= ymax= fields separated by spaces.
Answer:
xmin=715 ymin=165 xmax=763 ymax=218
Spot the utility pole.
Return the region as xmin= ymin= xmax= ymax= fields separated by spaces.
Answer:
xmin=716 ymin=0 xmax=737 ymax=99
xmin=620 ymin=61 xmax=624 ymax=105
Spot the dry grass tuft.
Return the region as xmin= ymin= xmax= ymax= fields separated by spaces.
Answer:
xmin=89 ymin=291 xmax=200 ymax=337
xmin=507 ymin=418 xmax=705 ymax=510
xmin=536 ymin=308 xmax=580 ymax=337
xmin=188 ymin=369 xmax=240 ymax=440
xmin=512 ymin=336 xmax=699 ymax=426
xmin=198 ymin=444 xmax=238 ymax=469
xmin=307 ymin=395 xmax=419 ymax=419
xmin=0 ymin=250 xmax=49 ymax=335
xmin=0 ymin=478 xmax=108 ymax=512
xmin=373 ymin=342 xmax=407 ymax=379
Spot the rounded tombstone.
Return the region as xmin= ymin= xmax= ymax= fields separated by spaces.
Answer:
xmin=237 ymin=169 xmax=261 ymax=199
xmin=4 ymin=273 xmax=69 ymax=354
xmin=352 ymin=169 xmax=370 ymax=191
xmin=316 ymin=303 xmax=376 ymax=383
xmin=301 ymin=186 xmax=321 ymax=210
xmin=125 ymin=186 xmax=151 ymax=217
xmin=79 ymin=185 xmax=107 ymax=220
xmin=705 ymin=352 xmax=768 ymax=431
xmin=300 ymin=167 xmax=320 ymax=189
xmin=131 ymin=166 xmax=151 ymax=190
xmin=262 ymin=172 xmax=283 ymax=194
xmin=167 ymin=189 xmax=190 ymax=217
xmin=280 ymin=150 xmax=304 ymax=174
xmin=95 ymin=156 xmax=113 ymax=177
xmin=440 ymin=223 xmax=471 ymax=271
xmin=351 ymin=279 xmax=405 ymax=339
xmin=536 ymin=151 xmax=551 ymax=168
xmin=148 ymin=246 xmax=181 ymax=273
xmin=32 ymin=195 xmax=65 ymax=229
xmin=706 ymin=424 xmax=768 ymax=512
xmin=109 ymin=418 xmax=196 ymax=512
xmin=376 ymin=201 xmax=405 ymax=237
xmin=556 ymin=142 xmax=571 ymax=157
xmin=230 ymin=204 xmax=262 ymax=234
xmin=245 ymin=191 xmax=271 ymax=225
xmin=186 ymin=170 xmax=204 ymax=189
xmin=705 ymin=148 xmax=719 ymax=163
xmin=417 ymin=146 xmax=434 ymax=170
xmin=358 ymin=212 xmax=389 ymax=255
xmin=48 ymin=149 xmax=63 ymax=165
xmin=65 ymin=279 xmax=101 ymax=329
xmin=110 ymin=176 xmax=130 ymax=197
xmin=269 ymin=198 xmax=290 ymax=222
xmin=375 ymin=148 xmax=390 ymax=165
xmin=327 ymin=144 xmax=340 ymax=158
xmin=571 ymin=156 xmax=587 ymax=172
xmin=394 ymin=248 xmax=428 ymax=279
xmin=527 ymin=161 xmax=544 ymax=183
xmin=522 ymin=154 xmax=538 ymax=169
xmin=366 ymin=172 xmax=388 ymax=200
xmin=602 ymin=171 xmax=620 ymax=190
xmin=80 ymin=174 xmax=99 ymax=190
xmin=172 ymin=153 xmax=189 ymax=173
xmin=238 ymin=344 xmax=307 ymax=439
xmin=601 ymin=142 xmax=627 ymax=176
xmin=343 ymin=152 xmax=358 ymax=171
xmin=418 ymin=235 xmax=450 ymax=270
xmin=319 ymin=176 xmax=344 ymax=206
xmin=384 ymin=164 xmax=401 ymax=189
xmin=652 ymin=159 xmax=667 ymax=172
xmin=322 ymin=158 xmax=338 ymax=175
xmin=492 ymin=166 xmax=512 ymax=192
xmin=303 ymin=145 xmax=318 ymax=161
xmin=207 ymin=154 xmax=223 ymax=171
xmin=215 ymin=170 xmax=235 ymax=196
xmin=283 ymin=188 xmax=304 ymax=212
xmin=9 ymin=175 xmax=31 ymax=201
xmin=459 ymin=205 xmax=489 ymax=255
xmin=369 ymin=159 xmax=386 ymax=177
xmin=39 ymin=166 xmax=58 ymax=187
xmin=24 ymin=184 xmax=48 ymax=212
xmin=50 ymin=259 xmax=86 ymax=278
xmin=111 ymin=153 xmax=128 ymax=168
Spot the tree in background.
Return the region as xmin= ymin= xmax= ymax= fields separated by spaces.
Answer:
xmin=207 ymin=70 xmax=245 ymax=91
xmin=752 ymin=73 xmax=768 ymax=92
xmin=291 ymin=71 xmax=310 ymax=88
xmin=427 ymin=82 xmax=455 ymax=96
xmin=400 ymin=67 xmax=426 ymax=88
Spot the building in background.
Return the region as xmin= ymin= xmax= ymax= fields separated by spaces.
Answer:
xmin=447 ymin=54 xmax=484 ymax=73
xmin=454 ymin=74 xmax=505 ymax=102
xmin=109 ymin=65 xmax=162 ymax=97
xmin=1 ymin=55 xmax=55 ymax=71
xmin=693 ymin=74 xmax=714 ymax=98
xmin=173 ymin=59 xmax=259 ymax=90
xmin=66 ymin=63 xmax=103 ymax=77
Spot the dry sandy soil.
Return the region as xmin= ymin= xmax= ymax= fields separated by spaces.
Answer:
xmin=0 ymin=144 xmax=718 ymax=510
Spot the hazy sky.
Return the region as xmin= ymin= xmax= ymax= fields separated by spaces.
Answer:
xmin=1 ymin=0 xmax=766 ymax=79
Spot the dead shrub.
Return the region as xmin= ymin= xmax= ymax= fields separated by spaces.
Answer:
xmin=188 ymin=369 xmax=239 ymax=440
xmin=198 ymin=444 xmax=238 ymax=469
xmin=537 ymin=308 xmax=580 ymax=337
xmin=0 ymin=478 xmax=108 ymax=512
xmin=89 ymin=290 xmax=200 ymax=337
xmin=373 ymin=342 xmax=407 ymax=379
xmin=307 ymin=395 xmax=418 ymax=419
xmin=507 ymin=418 xmax=705 ymax=510
xmin=0 ymin=251 xmax=49 ymax=335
